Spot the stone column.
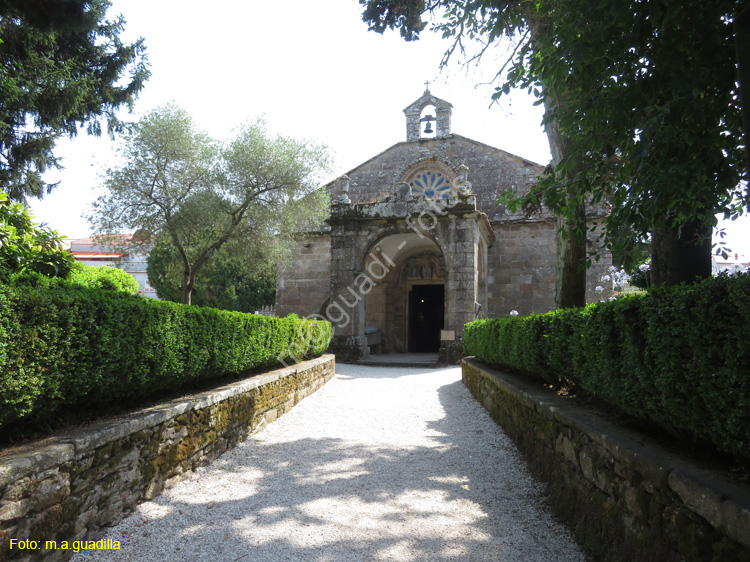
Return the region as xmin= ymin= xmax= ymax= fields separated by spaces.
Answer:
xmin=435 ymin=105 xmax=452 ymax=138
xmin=436 ymin=213 xmax=479 ymax=363
xmin=404 ymin=107 xmax=421 ymax=142
xmin=442 ymin=216 xmax=479 ymax=333
xmin=327 ymin=219 xmax=369 ymax=361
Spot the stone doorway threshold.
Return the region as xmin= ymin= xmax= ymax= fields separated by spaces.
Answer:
xmin=357 ymin=352 xmax=439 ymax=367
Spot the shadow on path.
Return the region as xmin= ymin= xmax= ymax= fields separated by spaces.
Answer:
xmin=71 ymin=365 xmax=585 ymax=562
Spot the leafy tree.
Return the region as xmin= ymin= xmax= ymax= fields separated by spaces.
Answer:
xmin=360 ymin=0 xmax=748 ymax=291
xmin=0 ymin=0 xmax=149 ymax=202
xmin=0 ymin=192 xmax=74 ymax=280
xmin=520 ymin=0 xmax=746 ymax=288
xmin=88 ymin=105 xmax=331 ymax=305
xmin=146 ymin=231 xmax=276 ymax=312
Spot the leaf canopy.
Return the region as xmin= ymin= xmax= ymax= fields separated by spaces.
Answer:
xmin=0 ymin=192 xmax=75 ymax=280
xmin=88 ymin=105 xmax=332 ymax=304
xmin=0 ymin=0 xmax=150 ymax=202
xmin=360 ymin=0 xmax=749 ymax=267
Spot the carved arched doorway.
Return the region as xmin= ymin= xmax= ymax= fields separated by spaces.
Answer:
xmin=363 ymin=233 xmax=445 ymax=354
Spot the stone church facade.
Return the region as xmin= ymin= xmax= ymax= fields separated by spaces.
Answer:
xmin=276 ymin=89 xmax=609 ymax=361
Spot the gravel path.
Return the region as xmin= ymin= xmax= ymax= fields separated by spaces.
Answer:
xmin=72 ymin=364 xmax=586 ymax=562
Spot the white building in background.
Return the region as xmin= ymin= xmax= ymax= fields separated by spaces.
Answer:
xmin=67 ymin=235 xmax=159 ymax=299
xmin=711 ymin=252 xmax=750 ymax=275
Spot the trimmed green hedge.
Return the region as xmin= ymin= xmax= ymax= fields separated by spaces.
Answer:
xmin=0 ymin=282 xmax=331 ymax=433
xmin=465 ymin=273 xmax=750 ymax=463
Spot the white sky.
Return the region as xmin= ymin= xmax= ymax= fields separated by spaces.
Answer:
xmin=28 ymin=0 xmax=749 ymax=255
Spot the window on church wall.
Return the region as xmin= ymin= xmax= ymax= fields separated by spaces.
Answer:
xmin=410 ymin=171 xmax=452 ymax=199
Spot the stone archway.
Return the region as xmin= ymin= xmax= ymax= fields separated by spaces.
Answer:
xmin=326 ymin=185 xmax=493 ymax=361
xmin=363 ymin=233 xmax=445 ymax=354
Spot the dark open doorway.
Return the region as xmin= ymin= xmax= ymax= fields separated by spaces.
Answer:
xmin=408 ymin=284 xmax=444 ymax=352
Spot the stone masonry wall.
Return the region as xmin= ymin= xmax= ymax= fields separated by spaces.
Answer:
xmin=0 ymin=355 xmax=335 ymax=562
xmin=487 ymin=221 xmax=557 ymax=316
xmin=487 ymin=219 xmax=618 ymax=317
xmin=276 ymin=234 xmax=331 ymax=318
xmin=342 ymin=135 xmax=545 ymax=224
xmin=462 ymin=358 xmax=750 ymax=562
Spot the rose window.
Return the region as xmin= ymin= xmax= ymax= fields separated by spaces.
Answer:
xmin=411 ymin=172 xmax=452 ymax=199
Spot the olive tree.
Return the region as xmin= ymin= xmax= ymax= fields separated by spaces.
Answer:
xmin=88 ymin=105 xmax=331 ymax=304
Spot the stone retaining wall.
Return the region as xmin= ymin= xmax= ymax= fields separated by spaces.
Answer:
xmin=462 ymin=358 xmax=750 ymax=562
xmin=0 ymin=355 xmax=335 ymax=562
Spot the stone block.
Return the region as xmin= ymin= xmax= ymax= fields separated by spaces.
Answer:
xmin=28 ymin=504 xmax=63 ymax=538
xmin=0 ymin=444 xmax=74 ymax=488
xmin=31 ymin=473 xmax=69 ymax=512
xmin=579 ymin=449 xmax=594 ymax=482
xmin=669 ymin=469 xmax=750 ymax=550
xmin=555 ymin=433 xmax=578 ymax=466
xmin=0 ymin=498 xmax=32 ymax=522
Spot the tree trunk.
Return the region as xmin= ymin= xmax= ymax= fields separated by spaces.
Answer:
xmin=555 ymin=203 xmax=588 ymax=308
xmin=524 ymin=15 xmax=589 ymax=309
xmin=544 ymin=100 xmax=588 ymax=309
xmin=182 ymin=270 xmax=194 ymax=305
xmin=650 ymin=218 xmax=712 ymax=287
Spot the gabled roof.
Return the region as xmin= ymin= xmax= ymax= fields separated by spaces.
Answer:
xmin=332 ymin=133 xmax=545 ymax=222
xmin=342 ymin=134 xmax=543 ymax=178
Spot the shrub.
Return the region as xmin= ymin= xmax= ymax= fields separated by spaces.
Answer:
xmin=464 ymin=273 xmax=750 ymax=463
xmin=66 ymin=262 xmax=141 ymax=294
xmin=0 ymin=283 xmax=331 ymax=434
xmin=0 ymin=193 xmax=75 ymax=281
xmin=4 ymin=262 xmax=140 ymax=295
